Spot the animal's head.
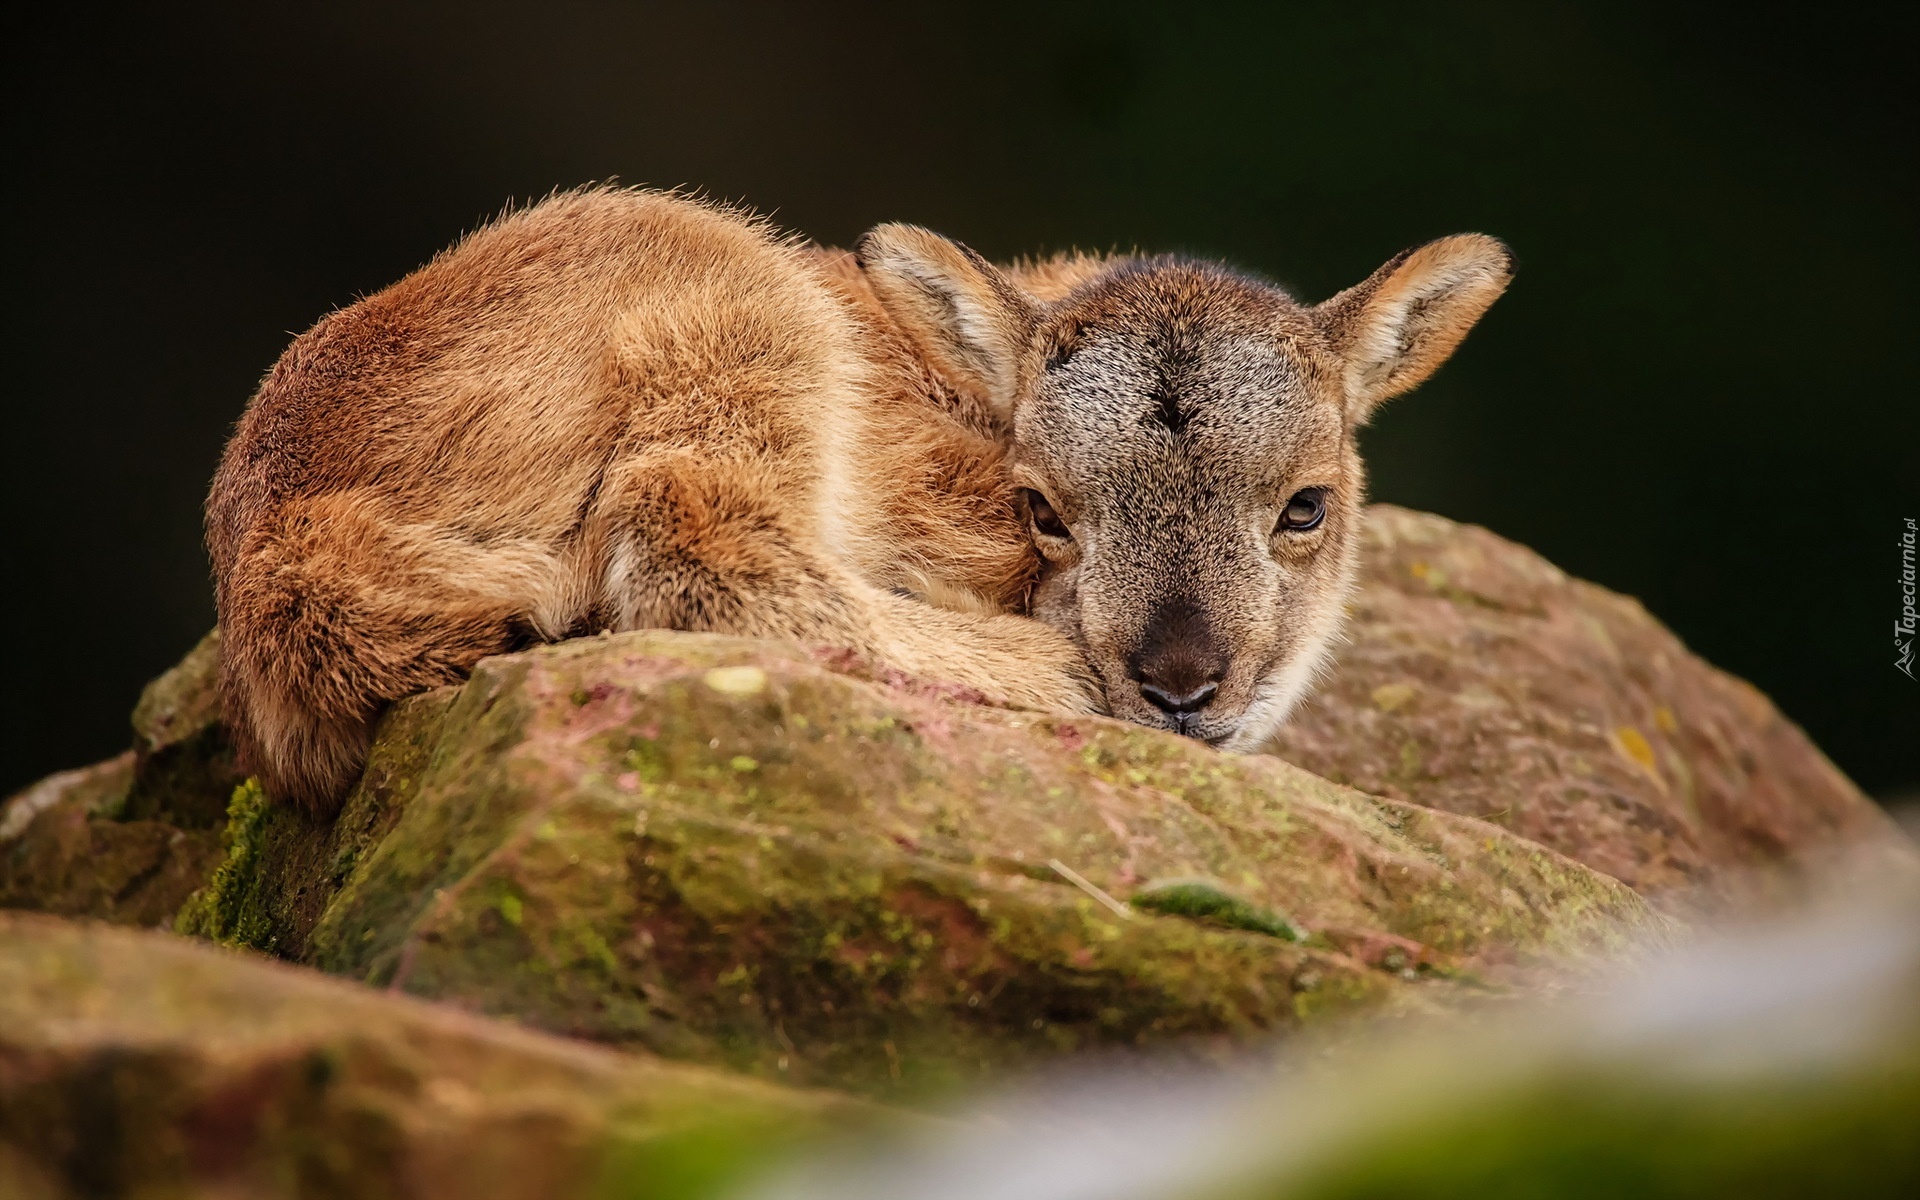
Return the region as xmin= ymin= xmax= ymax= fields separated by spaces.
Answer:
xmin=857 ymin=227 xmax=1511 ymax=747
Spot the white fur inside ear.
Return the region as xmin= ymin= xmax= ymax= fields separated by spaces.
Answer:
xmin=1323 ymin=234 xmax=1513 ymax=419
xmin=902 ymin=261 xmax=1012 ymax=392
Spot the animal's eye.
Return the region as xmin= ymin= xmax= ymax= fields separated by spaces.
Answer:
xmin=1022 ymin=489 xmax=1072 ymax=539
xmin=1276 ymin=488 xmax=1327 ymax=534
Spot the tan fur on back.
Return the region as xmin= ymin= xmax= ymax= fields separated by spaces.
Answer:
xmin=209 ymin=189 xmax=1094 ymax=815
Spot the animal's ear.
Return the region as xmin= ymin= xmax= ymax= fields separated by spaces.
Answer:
xmin=857 ymin=223 xmax=1041 ymax=418
xmin=1313 ymin=234 xmax=1513 ymax=424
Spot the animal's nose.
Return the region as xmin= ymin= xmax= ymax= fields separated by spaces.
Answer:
xmin=1129 ymin=596 xmax=1228 ymax=721
xmin=1138 ymin=679 xmax=1219 ymax=714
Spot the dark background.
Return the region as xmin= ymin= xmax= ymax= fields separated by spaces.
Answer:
xmin=6 ymin=2 xmax=1915 ymax=799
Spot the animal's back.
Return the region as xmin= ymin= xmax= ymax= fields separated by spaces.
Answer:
xmin=208 ymin=188 xmax=874 ymax=812
xmin=210 ymin=190 xmax=844 ymax=573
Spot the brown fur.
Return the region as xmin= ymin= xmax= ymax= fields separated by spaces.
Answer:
xmin=209 ymin=189 xmax=1097 ymax=816
xmin=210 ymin=186 xmax=1510 ymax=817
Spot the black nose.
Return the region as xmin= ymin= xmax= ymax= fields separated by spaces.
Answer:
xmin=1139 ymin=680 xmax=1218 ymax=714
xmin=1129 ymin=596 xmax=1227 ymax=721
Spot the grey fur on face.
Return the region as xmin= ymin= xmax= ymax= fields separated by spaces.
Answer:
xmin=1015 ymin=262 xmax=1354 ymax=746
xmin=860 ymin=227 xmax=1513 ymax=747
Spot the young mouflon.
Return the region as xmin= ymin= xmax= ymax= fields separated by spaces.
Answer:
xmin=869 ymin=226 xmax=1512 ymax=751
xmin=207 ymin=187 xmax=1509 ymax=816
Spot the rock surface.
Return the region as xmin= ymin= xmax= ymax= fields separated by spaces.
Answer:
xmin=754 ymin=871 xmax=1920 ymax=1200
xmin=1268 ymin=506 xmax=1903 ymax=904
xmin=0 ymin=629 xmax=241 ymax=928
xmin=3 ymin=504 xmax=1910 ymax=1193
xmin=181 ymin=631 xmax=1651 ymax=1097
xmin=1 ymin=506 xmax=1904 ymax=1104
xmin=0 ymin=912 xmax=866 ymax=1200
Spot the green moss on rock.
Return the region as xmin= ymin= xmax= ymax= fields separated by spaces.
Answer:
xmin=173 ymin=777 xmax=275 ymax=948
xmin=299 ymin=630 xmax=1656 ymax=1098
xmin=1132 ymin=878 xmax=1304 ymax=941
xmin=0 ymin=911 xmax=875 ymax=1200
xmin=9 ymin=622 xmax=1677 ymax=1100
xmin=170 ymin=689 xmax=459 ymax=958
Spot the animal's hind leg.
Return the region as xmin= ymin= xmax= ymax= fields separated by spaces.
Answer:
xmin=587 ymin=452 xmax=1099 ymax=713
xmin=219 ymin=492 xmax=580 ymax=816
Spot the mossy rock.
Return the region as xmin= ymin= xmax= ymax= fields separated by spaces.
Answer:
xmin=0 ymin=630 xmax=243 ymax=928
xmin=172 ymin=688 xmax=457 ymax=959
xmin=124 ymin=627 xmax=242 ymax=829
xmin=0 ymin=752 xmax=222 ymax=927
xmin=6 ymin=619 xmax=1662 ymax=1099
xmin=753 ymin=879 xmax=1920 ymax=1199
xmin=158 ymin=630 xmax=1656 ymax=1098
xmin=0 ymin=911 xmax=873 ymax=1200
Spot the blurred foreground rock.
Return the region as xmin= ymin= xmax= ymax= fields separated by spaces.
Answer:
xmin=751 ymin=869 xmax=1920 ymax=1200
xmin=0 ymin=912 xmax=865 ymax=1200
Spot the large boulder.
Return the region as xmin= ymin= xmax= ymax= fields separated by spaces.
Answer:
xmin=0 ymin=912 xmax=868 ymax=1200
xmin=2 ymin=506 xmax=1903 ymax=1102
xmin=1268 ymin=506 xmax=1902 ymax=904
xmin=173 ymin=630 xmax=1651 ymax=1096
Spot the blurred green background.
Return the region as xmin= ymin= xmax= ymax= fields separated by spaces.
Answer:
xmin=5 ymin=2 xmax=1914 ymax=797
